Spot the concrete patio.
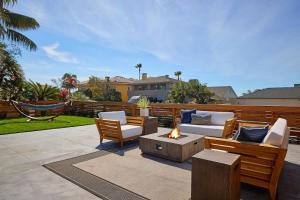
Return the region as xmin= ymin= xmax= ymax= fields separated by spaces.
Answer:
xmin=0 ymin=125 xmax=102 ymax=200
xmin=0 ymin=125 xmax=299 ymax=200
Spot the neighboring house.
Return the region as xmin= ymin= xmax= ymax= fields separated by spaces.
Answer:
xmin=237 ymin=84 xmax=300 ymax=106
xmin=128 ymin=74 xmax=179 ymax=101
xmin=208 ymin=86 xmax=238 ymax=104
xmin=78 ymin=76 xmax=135 ymax=102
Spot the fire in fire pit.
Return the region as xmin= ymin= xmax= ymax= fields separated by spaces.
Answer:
xmin=160 ymin=128 xmax=187 ymax=140
xmin=169 ymin=128 xmax=180 ymax=139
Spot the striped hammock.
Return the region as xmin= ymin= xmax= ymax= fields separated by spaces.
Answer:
xmin=15 ymin=101 xmax=67 ymax=111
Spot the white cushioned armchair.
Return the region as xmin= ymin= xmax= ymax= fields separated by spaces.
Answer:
xmin=95 ymin=111 xmax=144 ymax=147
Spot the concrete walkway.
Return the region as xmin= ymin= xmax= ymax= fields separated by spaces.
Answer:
xmin=0 ymin=125 xmax=102 ymax=200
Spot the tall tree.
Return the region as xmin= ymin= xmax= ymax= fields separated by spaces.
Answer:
xmin=0 ymin=43 xmax=24 ymax=100
xmin=0 ymin=0 xmax=39 ymax=50
xmin=174 ymin=71 xmax=182 ymax=80
xmin=135 ymin=63 xmax=142 ymax=80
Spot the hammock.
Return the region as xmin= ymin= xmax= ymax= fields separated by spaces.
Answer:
xmin=11 ymin=100 xmax=69 ymax=121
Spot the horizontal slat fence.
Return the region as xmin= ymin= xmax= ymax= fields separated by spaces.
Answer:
xmin=0 ymin=100 xmax=65 ymax=118
xmin=66 ymin=101 xmax=300 ymax=143
xmin=1 ymin=100 xmax=299 ymax=143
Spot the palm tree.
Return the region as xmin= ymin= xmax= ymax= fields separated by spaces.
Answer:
xmin=23 ymin=80 xmax=60 ymax=101
xmin=0 ymin=0 xmax=39 ymax=50
xmin=174 ymin=71 xmax=182 ymax=80
xmin=62 ymin=73 xmax=77 ymax=90
xmin=0 ymin=43 xmax=24 ymax=100
xmin=135 ymin=63 xmax=142 ymax=80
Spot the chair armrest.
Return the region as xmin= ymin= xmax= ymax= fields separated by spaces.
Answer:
xmin=126 ymin=116 xmax=144 ymax=126
xmin=95 ymin=118 xmax=122 ymax=138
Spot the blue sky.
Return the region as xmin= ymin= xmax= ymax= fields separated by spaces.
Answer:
xmin=11 ymin=0 xmax=300 ymax=95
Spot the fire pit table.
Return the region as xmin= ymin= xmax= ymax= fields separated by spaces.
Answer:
xmin=139 ymin=129 xmax=204 ymax=162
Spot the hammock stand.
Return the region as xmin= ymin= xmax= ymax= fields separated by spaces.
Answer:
xmin=11 ymin=100 xmax=70 ymax=121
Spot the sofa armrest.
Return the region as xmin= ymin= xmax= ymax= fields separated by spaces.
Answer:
xmin=126 ymin=116 xmax=144 ymax=126
xmin=222 ymin=118 xmax=237 ymax=138
xmin=204 ymin=136 xmax=281 ymax=154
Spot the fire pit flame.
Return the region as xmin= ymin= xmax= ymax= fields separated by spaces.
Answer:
xmin=168 ymin=128 xmax=180 ymax=139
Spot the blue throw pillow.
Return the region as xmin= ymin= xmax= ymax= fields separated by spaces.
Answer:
xmin=236 ymin=126 xmax=269 ymax=143
xmin=181 ymin=109 xmax=196 ymax=123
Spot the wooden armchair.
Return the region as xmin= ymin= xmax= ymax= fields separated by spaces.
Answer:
xmin=204 ymin=118 xmax=290 ymax=200
xmin=95 ymin=116 xmax=144 ymax=147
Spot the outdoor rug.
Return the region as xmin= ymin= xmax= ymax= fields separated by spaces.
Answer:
xmin=43 ymin=143 xmax=299 ymax=200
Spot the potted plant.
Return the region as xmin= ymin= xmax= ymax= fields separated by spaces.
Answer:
xmin=137 ymin=97 xmax=150 ymax=117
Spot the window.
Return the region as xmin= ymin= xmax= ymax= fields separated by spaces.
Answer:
xmin=134 ymin=85 xmax=147 ymax=90
xmin=150 ymin=84 xmax=166 ymax=90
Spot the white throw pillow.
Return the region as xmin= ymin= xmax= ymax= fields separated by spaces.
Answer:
xmin=98 ymin=111 xmax=127 ymax=125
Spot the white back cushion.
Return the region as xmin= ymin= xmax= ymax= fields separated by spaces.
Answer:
xmin=196 ymin=111 xmax=234 ymax=125
xmin=98 ymin=111 xmax=127 ymax=125
xmin=263 ymin=118 xmax=287 ymax=147
xmin=178 ymin=124 xmax=224 ymax=137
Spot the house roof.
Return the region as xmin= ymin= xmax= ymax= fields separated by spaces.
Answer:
xmin=109 ymin=76 xmax=136 ymax=83
xmin=78 ymin=76 xmax=135 ymax=85
xmin=239 ymin=87 xmax=300 ymax=99
xmin=131 ymin=75 xmax=179 ymax=85
xmin=208 ymin=86 xmax=237 ymax=99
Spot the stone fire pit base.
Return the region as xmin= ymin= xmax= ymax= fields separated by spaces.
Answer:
xmin=139 ymin=132 xmax=204 ymax=162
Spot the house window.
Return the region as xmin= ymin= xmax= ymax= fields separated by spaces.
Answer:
xmin=134 ymin=85 xmax=147 ymax=90
xmin=150 ymin=84 xmax=166 ymax=90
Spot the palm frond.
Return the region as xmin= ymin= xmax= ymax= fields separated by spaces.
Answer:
xmin=3 ymin=0 xmax=18 ymax=7
xmin=5 ymin=28 xmax=37 ymax=50
xmin=1 ymin=9 xmax=39 ymax=30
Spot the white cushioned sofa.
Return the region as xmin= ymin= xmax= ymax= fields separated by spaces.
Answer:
xmin=205 ymin=118 xmax=290 ymax=200
xmin=95 ymin=111 xmax=144 ymax=147
xmin=177 ymin=111 xmax=236 ymax=138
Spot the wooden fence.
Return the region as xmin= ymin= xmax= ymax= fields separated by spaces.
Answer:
xmin=67 ymin=101 xmax=300 ymax=142
xmin=0 ymin=100 xmax=65 ymax=118
xmin=1 ymin=100 xmax=299 ymax=142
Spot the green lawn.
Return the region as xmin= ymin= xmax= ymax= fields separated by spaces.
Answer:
xmin=0 ymin=115 xmax=95 ymax=135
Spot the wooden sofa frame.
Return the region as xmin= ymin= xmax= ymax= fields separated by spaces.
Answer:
xmin=95 ymin=116 xmax=144 ymax=147
xmin=175 ymin=117 xmax=237 ymax=138
xmin=204 ymin=135 xmax=288 ymax=200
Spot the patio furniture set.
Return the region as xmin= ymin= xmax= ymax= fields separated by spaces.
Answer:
xmin=95 ymin=110 xmax=289 ymax=200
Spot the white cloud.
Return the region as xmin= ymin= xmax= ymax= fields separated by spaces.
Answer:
xmin=42 ymin=43 xmax=78 ymax=63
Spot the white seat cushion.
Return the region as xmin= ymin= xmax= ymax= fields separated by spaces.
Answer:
xmin=98 ymin=111 xmax=127 ymax=125
xmin=178 ymin=124 xmax=224 ymax=137
xmin=263 ymin=118 xmax=287 ymax=147
xmin=196 ymin=111 xmax=234 ymax=125
xmin=121 ymin=125 xmax=143 ymax=138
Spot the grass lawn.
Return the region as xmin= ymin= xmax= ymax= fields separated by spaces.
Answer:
xmin=0 ymin=115 xmax=95 ymax=135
